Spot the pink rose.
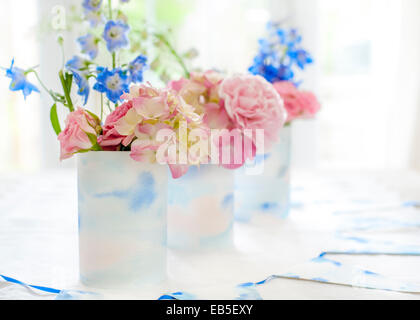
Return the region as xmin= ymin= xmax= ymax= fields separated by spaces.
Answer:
xmin=58 ymin=108 xmax=101 ymax=160
xmin=273 ymin=81 xmax=320 ymax=123
xmin=219 ymin=75 xmax=286 ymax=151
xmin=98 ymin=101 xmax=133 ymax=150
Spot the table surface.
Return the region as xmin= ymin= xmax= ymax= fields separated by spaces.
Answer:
xmin=1 ymin=168 xmax=420 ymax=300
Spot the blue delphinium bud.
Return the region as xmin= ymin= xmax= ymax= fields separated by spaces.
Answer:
xmin=128 ymin=55 xmax=147 ymax=83
xmin=73 ymin=72 xmax=90 ymax=105
xmin=66 ymin=56 xmax=91 ymax=72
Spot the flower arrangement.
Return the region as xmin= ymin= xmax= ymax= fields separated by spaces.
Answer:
xmin=249 ymin=22 xmax=320 ymax=124
xmin=2 ymin=1 xmax=289 ymax=178
xmin=2 ymin=0 xmax=198 ymax=178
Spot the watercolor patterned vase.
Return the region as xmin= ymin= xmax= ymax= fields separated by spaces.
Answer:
xmin=167 ymin=165 xmax=234 ymax=250
xmin=77 ymin=152 xmax=167 ymax=288
xmin=235 ymin=125 xmax=291 ymax=222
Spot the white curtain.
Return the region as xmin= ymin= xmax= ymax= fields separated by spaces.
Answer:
xmin=0 ymin=0 xmax=40 ymax=172
xmin=400 ymin=0 xmax=420 ymax=171
xmin=300 ymin=0 xmax=420 ymax=171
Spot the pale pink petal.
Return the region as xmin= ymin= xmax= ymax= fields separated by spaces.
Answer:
xmin=169 ymin=164 xmax=189 ymax=179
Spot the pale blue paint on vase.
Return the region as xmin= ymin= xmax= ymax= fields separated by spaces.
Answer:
xmin=77 ymin=152 xmax=167 ymax=289
xmin=235 ymin=125 xmax=291 ymax=222
xmin=168 ymin=165 xmax=234 ymax=250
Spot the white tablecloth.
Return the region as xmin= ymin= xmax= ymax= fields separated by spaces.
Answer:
xmin=1 ymin=169 xmax=420 ymax=299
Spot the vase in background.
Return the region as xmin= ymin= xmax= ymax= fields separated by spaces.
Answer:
xmin=77 ymin=152 xmax=167 ymax=289
xmin=168 ymin=165 xmax=234 ymax=250
xmin=235 ymin=125 xmax=291 ymax=222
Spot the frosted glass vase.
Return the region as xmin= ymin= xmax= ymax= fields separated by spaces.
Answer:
xmin=168 ymin=165 xmax=234 ymax=250
xmin=77 ymin=152 xmax=167 ymax=288
xmin=235 ymin=125 xmax=291 ymax=222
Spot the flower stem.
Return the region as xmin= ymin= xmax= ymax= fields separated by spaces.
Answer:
xmin=108 ymin=0 xmax=116 ymax=70
xmin=155 ymin=33 xmax=190 ymax=79
xmin=27 ymin=69 xmax=59 ymax=103
xmin=108 ymin=0 xmax=113 ymax=20
xmin=100 ymin=94 xmax=104 ymax=122
xmin=106 ymin=100 xmax=112 ymax=112
xmin=57 ymin=35 xmax=65 ymax=70
xmin=59 ymin=70 xmax=74 ymax=112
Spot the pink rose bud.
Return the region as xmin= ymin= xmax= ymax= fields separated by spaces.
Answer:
xmin=58 ymin=108 xmax=101 ymax=160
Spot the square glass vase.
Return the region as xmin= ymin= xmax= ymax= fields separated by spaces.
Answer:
xmin=234 ymin=125 xmax=291 ymax=222
xmin=77 ymin=152 xmax=167 ymax=289
xmin=167 ymin=165 xmax=234 ymax=250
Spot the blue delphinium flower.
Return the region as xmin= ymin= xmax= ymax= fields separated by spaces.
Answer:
xmin=128 ymin=55 xmax=147 ymax=83
xmin=249 ymin=23 xmax=313 ymax=83
xmin=82 ymin=0 xmax=102 ymax=12
xmin=103 ymin=20 xmax=130 ymax=52
xmin=277 ymin=64 xmax=294 ymax=81
xmin=66 ymin=56 xmax=92 ymax=105
xmin=285 ymin=28 xmax=302 ymax=47
xmin=288 ymin=49 xmax=313 ymax=70
xmin=257 ymin=39 xmax=278 ymax=61
xmin=77 ymin=34 xmax=99 ymax=60
xmin=93 ymin=67 xmax=129 ymax=103
xmin=4 ymin=59 xmax=39 ymax=99
xmin=73 ymin=72 xmax=90 ymax=105
xmin=66 ymin=56 xmax=91 ymax=72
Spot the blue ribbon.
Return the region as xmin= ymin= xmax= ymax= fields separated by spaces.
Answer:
xmin=158 ymin=292 xmax=196 ymax=300
xmin=0 ymin=274 xmax=61 ymax=294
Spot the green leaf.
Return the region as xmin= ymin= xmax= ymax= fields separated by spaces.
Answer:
xmin=85 ymin=132 xmax=103 ymax=151
xmin=91 ymin=143 xmax=103 ymax=151
xmin=86 ymin=132 xmax=98 ymax=146
xmin=72 ymin=149 xmax=90 ymax=156
xmin=50 ymin=104 xmax=61 ymax=135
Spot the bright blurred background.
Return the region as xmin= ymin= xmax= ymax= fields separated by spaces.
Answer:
xmin=1 ymin=0 xmax=419 ymax=173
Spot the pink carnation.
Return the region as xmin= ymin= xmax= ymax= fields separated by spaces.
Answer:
xmin=168 ymin=71 xmax=224 ymax=114
xmin=105 ymin=83 xmax=206 ymax=179
xmin=168 ymin=78 xmax=190 ymax=93
xmin=98 ymin=101 xmax=133 ymax=150
xmin=219 ymin=74 xmax=286 ymax=151
xmin=273 ymin=81 xmax=320 ymax=123
xmin=58 ymin=108 xmax=100 ymax=160
xmin=130 ymin=123 xmax=171 ymax=163
xmin=203 ymin=102 xmax=233 ymax=130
